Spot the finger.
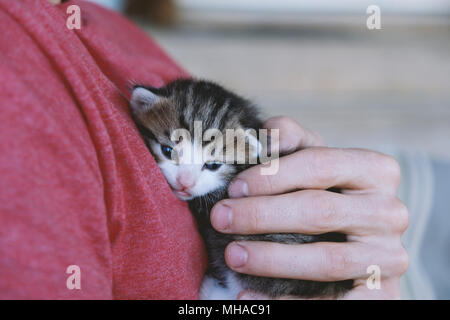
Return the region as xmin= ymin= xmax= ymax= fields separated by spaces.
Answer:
xmin=263 ymin=116 xmax=326 ymax=153
xmin=212 ymin=190 xmax=403 ymax=236
xmin=229 ymin=147 xmax=401 ymax=197
xmin=341 ymin=279 xmax=401 ymax=300
xmin=225 ymin=241 xmax=399 ymax=282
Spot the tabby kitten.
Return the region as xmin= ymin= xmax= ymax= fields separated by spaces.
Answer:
xmin=129 ymin=78 xmax=353 ymax=299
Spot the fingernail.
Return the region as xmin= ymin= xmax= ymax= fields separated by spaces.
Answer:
xmin=226 ymin=243 xmax=248 ymax=268
xmin=211 ymin=203 xmax=232 ymax=231
xmin=228 ymin=179 xmax=248 ymax=198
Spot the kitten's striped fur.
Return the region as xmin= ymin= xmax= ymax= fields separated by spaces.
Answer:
xmin=130 ymin=78 xmax=353 ymax=299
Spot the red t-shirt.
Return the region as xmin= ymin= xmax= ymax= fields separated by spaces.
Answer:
xmin=0 ymin=0 xmax=207 ymax=299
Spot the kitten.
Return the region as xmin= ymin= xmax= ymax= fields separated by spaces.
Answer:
xmin=129 ymin=78 xmax=353 ymax=299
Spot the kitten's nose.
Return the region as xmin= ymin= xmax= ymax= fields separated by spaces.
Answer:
xmin=176 ymin=173 xmax=195 ymax=189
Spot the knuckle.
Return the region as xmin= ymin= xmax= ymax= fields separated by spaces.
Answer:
xmin=395 ymin=247 xmax=409 ymax=276
xmin=271 ymin=116 xmax=305 ymax=151
xmin=395 ymin=200 xmax=410 ymax=233
xmin=383 ymin=198 xmax=410 ymax=233
xmin=266 ymin=116 xmax=301 ymax=136
xmin=378 ymin=154 xmax=402 ymax=186
xmin=276 ymin=115 xmax=301 ymax=130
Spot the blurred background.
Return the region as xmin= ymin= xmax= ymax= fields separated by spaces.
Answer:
xmin=86 ymin=0 xmax=450 ymax=299
xmin=89 ymin=0 xmax=450 ymax=161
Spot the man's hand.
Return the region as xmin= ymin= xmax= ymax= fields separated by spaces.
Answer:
xmin=210 ymin=116 xmax=409 ymax=299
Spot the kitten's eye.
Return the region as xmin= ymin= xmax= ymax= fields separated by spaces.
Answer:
xmin=160 ymin=145 xmax=173 ymax=159
xmin=203 ymin=162 xmax=222 ymax=171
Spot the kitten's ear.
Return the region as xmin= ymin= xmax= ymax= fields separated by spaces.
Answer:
xmin=130 ymin=86 xmax=160 ymax=114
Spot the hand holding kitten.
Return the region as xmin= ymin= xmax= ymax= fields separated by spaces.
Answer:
xmin=211 ymin=116 xmax=409 ymax=299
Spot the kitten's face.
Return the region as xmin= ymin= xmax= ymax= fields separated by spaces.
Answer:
xmin=130 ymin=80 xmax=260 ymax=201
xmin=146 ymin=136 xmax=236 ymax=200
